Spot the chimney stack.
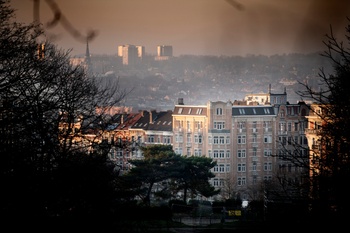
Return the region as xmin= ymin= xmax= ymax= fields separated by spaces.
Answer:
xmin=149 ymin=110 xmax=153 ymax=123
xmin=178 ymin=98 xmax=184 ymax=105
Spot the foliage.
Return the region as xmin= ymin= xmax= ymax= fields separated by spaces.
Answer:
xmin=296 ymin=18 xmax=350 ymax=222
xmin=0 ymin=0 xmax=125 ymax=225
xmin=122 ymin=145 xmax=219 ymax=205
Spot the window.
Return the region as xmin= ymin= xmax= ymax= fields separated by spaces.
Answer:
xmin=264 ymin=148 xmax=272 ymax=157
xmin=213 ymin=150 xmax=219 ymax=158
xmin=264 ymin=162 xmax=272 ymax=171
xmin=237 ymin=149 xmax=246 ymax=158
xmin=175 ymin=120 xmax=183 ymax=129
xmin=239 ymin=108 xmax=245 ymax=114
xmin=148 ymin=135 xmax=154 ymax=143
xmin=219 ymin=150 xmax=225 ymax=158
xmin=238 ymin=122 xmax=246 ymax=129
xmin=163 ymin=136 xmax=171 ymax=144
xmin=214 ymin=121 xmax=225 ymax=129
xmin=226 ymin=136 xmax=230 ymax=144
xmin=219 ymin=136 xmax=225 ymax=144
xmin=252 ymin=162 xmax=257 ymax=171
xmin=214 ymin=166 xmax=219 ymax=173
xmin=198 ymin=135 xmax=202 ymax=144
xmin=216 ymin=108 xmax=223 ymax=115
xmin=238 ymin=135 xmax=246 ymax=144
xmin=219 ymin=164 xmax=225 ymax=172
xmin=294 ymin=122 xmax=299 ymax=131
xmin=252 ymin=147 xmax=257 ymax=157
xmin=238 ymin=177 xmax=246 ymax=186
xmin=238 ymin=163 xmax=246 ymax=172
xmin=187 ymin=134 xmax=191 ymax=143
xmin=264 ymin=135 xmax=272 ymax=143
xmin=187 ymin=121 xmax=191 ymax=130
xmin=194 ymin=148 xmax=202 ymax=156
xmin=195 ymin=121 xmax=202 ymax=130
xmin=175 ymin=134 xmax=183 ymax=143
xmin=226 ymin=150 xmax=230 ymax=158
xmin=252 ymin=134 xmax=257 ymax=143
xmin=279 ymin=123 xmax=286 ymax=132
xmin=194 ymin=134 xmax=202 ymax=144
xmin=252 ymin=121 xmax=257 ymax=129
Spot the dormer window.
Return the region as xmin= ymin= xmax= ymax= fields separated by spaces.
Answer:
xmin=239 ymin=108 xmax=245 ymax=114
xmin=264 ymin=108 xmax=270 ymax=114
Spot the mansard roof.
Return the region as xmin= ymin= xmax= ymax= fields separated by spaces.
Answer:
xmin=232 ymin=106 xmax=276 ymax=116
xmin=106 ymin=112 xmax=141 ymax=131
xmin=130 ymin=110 xmax=173 ymax=131
xmin=173 ymin=105 xmax=207 ymax=116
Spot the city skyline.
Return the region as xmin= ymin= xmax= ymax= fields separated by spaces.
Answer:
xmin=10 ymin=0 xmax=350 ymax=57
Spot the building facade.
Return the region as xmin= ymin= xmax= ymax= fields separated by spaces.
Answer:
xmin=172 ymin=89 xmax=310 ymax=201
xmin=117 ymin=44 xmax=144 ymax=65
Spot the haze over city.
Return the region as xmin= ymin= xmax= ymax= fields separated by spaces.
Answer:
xmin=10 ymin=0 xmax=350 ymax=57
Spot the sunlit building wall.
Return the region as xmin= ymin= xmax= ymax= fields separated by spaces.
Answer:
xmin=172 ymin=98 xmax=207 ymax=157
xmin=155 ymin=45 xmax=173 ymax=61
xmin=157 ymin=45 xmax=173 ymax=57
xmin=230 ymin=105 xmax=278 ymax=200
xmin=118 ymin=44 xmax=144 ymax=65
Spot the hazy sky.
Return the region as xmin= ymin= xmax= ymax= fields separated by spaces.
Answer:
xmin=10 ymin=0 xmax=350 ymax=57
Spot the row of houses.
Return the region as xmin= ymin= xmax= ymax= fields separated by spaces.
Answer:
xmin=95 ymin=87 xmax=321 ymax=202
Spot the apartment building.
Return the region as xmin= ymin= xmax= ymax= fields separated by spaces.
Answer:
xmin=117 ymin=44 xmax=144 ymax=65
xmin=172 ymin=88 xmax=310 ymax=201
xmin=230 ymin=104 xmax=277 ymax=200
xmin=172 ymin=99 xmax=207 ymax=157
xmin=104 ymin=110 xmax=173 ymax=174
xmin=305 ymin=103 xmax=323 ymax=179
xmin=155 ymin=45 xmax=173 ymax=61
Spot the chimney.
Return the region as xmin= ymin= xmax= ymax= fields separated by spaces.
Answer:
xmin=149 ymin=110 xmax=153 ymax=123
xmin=178 ymin=98 xmax=184 ymax=105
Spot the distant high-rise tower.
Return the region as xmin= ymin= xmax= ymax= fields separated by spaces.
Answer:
xmin=155 ymin=45 xmax=173 ymax=61
xmin=118 ymin=44 xmax=144 ymax=65
xmin=157 ymin=45 xmax=173 ymax=56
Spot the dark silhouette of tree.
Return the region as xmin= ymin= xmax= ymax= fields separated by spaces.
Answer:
xmin=296 ymin=17 xmax=350 ymax=225
xmin=123 ymin=145 xmax=179 ymax=206
xmin=120 ymin=145 xmax=219 ymax=206
xmin=0 ymin=0 xmax=127 ymax=229
xmin=172 ymin=155 xmax=219 ymax=203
